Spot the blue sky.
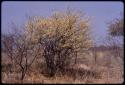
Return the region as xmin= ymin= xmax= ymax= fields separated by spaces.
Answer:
xmin=2 ymin=1 xmax=123 ymax=45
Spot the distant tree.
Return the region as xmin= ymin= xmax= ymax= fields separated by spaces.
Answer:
xmin=104 ymin=13 xmax=124 ymax=66
xmin=108 ymin=14 xmax=123 ymax=36
xmin=25 ymin=9 xmax=93 ymax=76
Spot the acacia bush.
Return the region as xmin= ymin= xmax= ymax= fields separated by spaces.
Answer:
xmin=25 ymin=10 xmax=93 ymax=77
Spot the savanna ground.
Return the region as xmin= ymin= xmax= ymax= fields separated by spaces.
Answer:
xmin=1 ymin=47 xmax=124 ymax=84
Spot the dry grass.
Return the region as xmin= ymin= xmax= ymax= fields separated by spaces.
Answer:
xmin=1 ymin=50 xmax=124 ymax=84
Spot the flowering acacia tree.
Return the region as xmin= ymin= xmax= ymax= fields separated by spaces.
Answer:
xmin=25 ymin=10 xmax=93 ymax=76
